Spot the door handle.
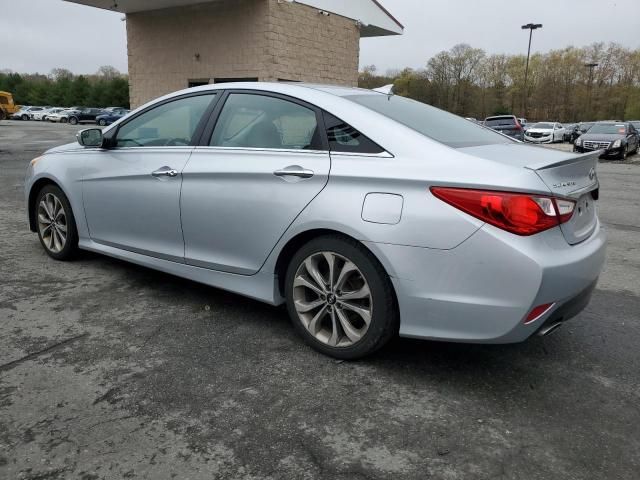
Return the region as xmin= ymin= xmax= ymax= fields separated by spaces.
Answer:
xmin=273 ymin=166 xmax=314 ymax=179
xmin=152 ymin=167 xmax=179 ymax=178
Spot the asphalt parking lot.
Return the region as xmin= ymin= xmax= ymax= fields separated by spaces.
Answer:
xmin=1 ymin=120 xmax=639 ymax=480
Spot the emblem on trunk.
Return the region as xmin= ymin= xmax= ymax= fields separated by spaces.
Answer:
xmin=552 ymin=181 xmax=576 ymax=188
xmin=589 ymin=167 xmax=596 ymax=181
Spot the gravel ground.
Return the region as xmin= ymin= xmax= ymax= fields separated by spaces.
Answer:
xmin=1 ymin=120 xmax=639 ymax=480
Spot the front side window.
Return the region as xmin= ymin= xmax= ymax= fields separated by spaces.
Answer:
xmin=116 ymin=94 xmax=215 ymax=147
xmin=210 ymin=93 xmax=320 ymax=150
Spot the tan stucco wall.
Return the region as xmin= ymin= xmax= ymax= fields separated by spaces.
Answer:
xmin=126 ymin=0 xmax=360 ymax=107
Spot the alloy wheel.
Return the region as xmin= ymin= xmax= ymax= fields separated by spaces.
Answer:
xmin=37 ymin=193 xmax=67 ymax=253
xmin=292 ymin=251 xmax=373 ymax=347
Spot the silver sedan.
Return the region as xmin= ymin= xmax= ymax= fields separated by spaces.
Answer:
xmin=25 ymin=83 xmax=606 ymax=359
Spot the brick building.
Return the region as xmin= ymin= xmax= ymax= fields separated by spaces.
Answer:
xmin=66 ymin=0 xmax=403 ymax=107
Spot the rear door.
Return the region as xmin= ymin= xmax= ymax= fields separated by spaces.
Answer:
xmin=180 ymin=90 xmax=330 ymax=275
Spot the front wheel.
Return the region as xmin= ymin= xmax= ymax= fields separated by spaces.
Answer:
xmin=69 ymin=117 xmax=78 ymax=125
xmin=619 ymin=145 xmax=628 ymax=160
xmin=22 ymin=114 xmax=29 ymax=121
xmin=285 ymin=235 xmax=398 ymax=359
xmin=98 ymin=119 xmax=106 ymax=126
xmin=34 ymin=185 xmax=79 ymax=260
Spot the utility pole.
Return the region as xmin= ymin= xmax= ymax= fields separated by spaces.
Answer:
xmin=521 ymin=23 xmax=543 ymax=119
xmin=585 ymin=63 xmax=599 ymax=120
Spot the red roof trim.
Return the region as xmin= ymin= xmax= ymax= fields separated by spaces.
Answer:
xmin=370 ymin=0 xmax=404 ymax=29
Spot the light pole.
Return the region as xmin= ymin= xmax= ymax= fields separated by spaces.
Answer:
xmin=584 ymin=63 xmax=599 ymax=120
xmin=521 ymin=23 xmax=543 ymax=119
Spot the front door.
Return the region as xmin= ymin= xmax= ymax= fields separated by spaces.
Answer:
xmin=83 ymin=93 xmax=217 ymax=262
xmin=181 ymin=91 xmax=330 ymax=275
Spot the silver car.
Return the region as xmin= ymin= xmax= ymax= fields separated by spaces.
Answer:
xmin=25 ymin=83 xmax=606 ymax=359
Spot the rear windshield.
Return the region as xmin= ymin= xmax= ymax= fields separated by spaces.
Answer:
xmin=484 ymin=117 xmax=517 ymax=127
xmin=588 ymin=124 xmax=626 ymax=134
xmin=345 ymin=94 xmax=511 ymax=148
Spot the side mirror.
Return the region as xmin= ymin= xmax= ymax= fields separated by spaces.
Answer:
xmin=77 ymin=128 xmax=104 ymax=148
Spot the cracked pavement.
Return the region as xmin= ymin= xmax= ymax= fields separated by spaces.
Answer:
xmin=1 ymin=121 xmax=639 ymax=479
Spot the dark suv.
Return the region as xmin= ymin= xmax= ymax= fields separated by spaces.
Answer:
xmin=67 ymin=108 xmax=105 ymax=125
xmin=483 ymin=115 xmax=524 ymax=141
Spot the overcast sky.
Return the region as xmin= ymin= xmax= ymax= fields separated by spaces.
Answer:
xmin=2 ymin=0 xmax=639 ymax=75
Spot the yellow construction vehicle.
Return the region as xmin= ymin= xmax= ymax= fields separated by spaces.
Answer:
xmin=0 ymin=91 xmax=21 ymax=120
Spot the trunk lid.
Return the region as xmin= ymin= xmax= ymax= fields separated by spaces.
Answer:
xmin=528 ymin=150 xmax=600 ymax=245
xmin=459 ymin=144 xmax=600 ymax=245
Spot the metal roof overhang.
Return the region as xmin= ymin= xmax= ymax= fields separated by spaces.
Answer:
xmin=63 ymin=0 xmax=403 ymax=37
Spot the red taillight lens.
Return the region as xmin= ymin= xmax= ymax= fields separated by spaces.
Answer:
xmin=524 ymin=303 xmax=555 ymax=324
xmin=430 ymin=187 xmax=575 ymax=236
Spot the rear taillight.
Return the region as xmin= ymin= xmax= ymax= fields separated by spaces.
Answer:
xmin=430 ymin=187 xmax=576 ymax=236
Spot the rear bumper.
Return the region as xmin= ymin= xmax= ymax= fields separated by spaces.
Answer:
xmin=367 ymin=221 xmax=606 ymax=343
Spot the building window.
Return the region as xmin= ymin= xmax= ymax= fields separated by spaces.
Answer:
xmin=188 ymin=80 xmax=210 ymax=88
xmin=213 ymin=77 xmax=259 ymax=84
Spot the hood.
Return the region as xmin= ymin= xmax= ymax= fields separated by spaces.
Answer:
xmin=526 ymin=128 xmax=553 ymax=134
xmin=44 ymin=142 xmax=84 ymax=155
xmin=580 ymin=133 xmax=625 ymax=141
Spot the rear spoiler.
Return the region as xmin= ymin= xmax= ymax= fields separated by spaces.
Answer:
xmin=526 ymin=150 xmax=601 ymax=200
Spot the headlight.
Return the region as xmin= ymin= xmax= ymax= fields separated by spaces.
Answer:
xmin=612 ymin=139 xmax=622 ymax=148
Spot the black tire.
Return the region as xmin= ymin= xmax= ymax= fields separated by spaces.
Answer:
xmin=0 ymin=109 xmax=6 ymax=121
xmin=98 ymin=119 xmax=106 ymax=126
xmin=22 ymin=114 xmax=29 ymax=121
xmin=69 ymin=116 xmax=78 ymax=125
xmin=61 ymin=118 xmax=68 ymax=124
xmin=34 ymin=185 xmax=79 ymax=261
xmin=618 ymin=145 xmax=628 ymax=160
xmin=284 ymin=235 xmax=398 ymax=360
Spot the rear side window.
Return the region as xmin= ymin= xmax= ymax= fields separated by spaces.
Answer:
xmin=210 ymin=93 xmax=320 ymax=150
xmin=323 ymin=112 xmax=384 ymax=154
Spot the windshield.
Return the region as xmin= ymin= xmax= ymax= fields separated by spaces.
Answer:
xmin=532 ymin=123 xmax=554 ymax=129
xmin=345 ymin=94 xmax=511 ymax=148
xmin=588 ymin=124 xmax=627 ymax=135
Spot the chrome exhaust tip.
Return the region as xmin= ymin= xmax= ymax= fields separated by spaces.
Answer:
xmin=538 ymin=321 xmax=563 ymax=336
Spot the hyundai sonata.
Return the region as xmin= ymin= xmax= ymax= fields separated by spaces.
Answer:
xmin=25 ymin=83 xmax=606 ymax=359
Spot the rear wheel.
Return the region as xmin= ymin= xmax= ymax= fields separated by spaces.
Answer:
xmin=285 ymin=235 xmax=398 ymax=359
xmin=34 ymin=185 xmax=78 ymax=260
xmin=69 ymin=117 xmax=78 ymax=125
xmin=61 ymin=117 xmax=68 ymax=124
xmin=22 ymin=114 xmax=29 ymax=121
xmin=0 ymin=109 xmax=6 ymax=120
xmin=98 ymin=119 xmax=107 ymax=126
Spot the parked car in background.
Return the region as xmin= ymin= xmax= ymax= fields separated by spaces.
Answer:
xmin=518 ymin=118 xmax=528 ymax=130
xmin=32 ymin=107 xmax=65 ymax=121
xmin=95 ymin=109 xmax=129 ymax=126
xmin=47 ymin=109 xmax=73 ymax=123
xmin=11 ymin=106 xmax=43 ymax=120
xmin=483 ymin=115 xmax=524 ymax=141
xmin=25 ymin=83 xmax=606 ymax=359
xmin=67 ymin=108 xmax=105 ymax=125
xmin=563 ymin=123 xmax=577 ymax=142
xmin=574 ymin=122 xmax=640 ymax=159
xmin=630 ymin=120 xmax=640 ymax=132
xmin=524 ymin=122 xmax=565 ymax=144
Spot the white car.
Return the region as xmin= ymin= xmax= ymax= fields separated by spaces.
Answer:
xmin=524 ymin=122 xmax=566 ymax=144
xmin=47 ymin=109 xmax=74 ymax=123
xmin=32 ymin=108 xmax=65 ymax=121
